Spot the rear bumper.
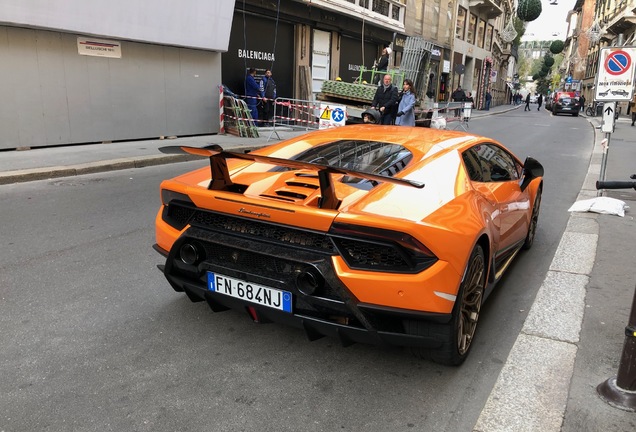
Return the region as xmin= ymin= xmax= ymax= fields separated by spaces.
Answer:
xmin=169 ymin=275 xmax=447 ymax=349
xmin=153 ymin=225 xmax=452 ymax=349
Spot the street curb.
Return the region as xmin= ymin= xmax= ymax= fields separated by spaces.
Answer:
xmin=473 ymin=116 xmax=602 ymax=432
xmin=0 ymin=145 xmax=263 ymax=185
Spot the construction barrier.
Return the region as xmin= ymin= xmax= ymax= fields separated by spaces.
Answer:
xmin=218 ymin=85 xmax=225 ymax=135
xmin=415 ymin=102 xmax=472 ymax=131
xmin=222 ymin=94 xmax=259 ymax=138
xmin=266 ymin=97 xmax=323 ymax=141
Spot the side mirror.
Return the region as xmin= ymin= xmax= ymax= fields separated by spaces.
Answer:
xmin=519 ymin=157 xmax=544 ymax=192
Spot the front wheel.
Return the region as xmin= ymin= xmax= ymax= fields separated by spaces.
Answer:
xmin=405 ymin=245 xmax=486 ymax=366
xmin=586 ymin=107 xmax=594 ymax=116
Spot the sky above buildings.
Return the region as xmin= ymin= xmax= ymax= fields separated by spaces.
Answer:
xmin=523 ymin=0 xmax=574 ymax=41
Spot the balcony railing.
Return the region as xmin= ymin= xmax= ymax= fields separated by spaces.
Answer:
xmin=303 ymin=0 xmax=405 ymax=30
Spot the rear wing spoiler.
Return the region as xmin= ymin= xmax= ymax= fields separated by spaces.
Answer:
xmin=159 ymin=145 xmax=424 ymax=210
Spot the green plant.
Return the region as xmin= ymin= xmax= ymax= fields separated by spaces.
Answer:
xmin=517 ymin=0 xmax=542 ymax=23
xmin=550 ymin=40 xmax=564 ymax=54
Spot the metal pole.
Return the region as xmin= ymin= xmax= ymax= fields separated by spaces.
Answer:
xmin=597 ymin=284 xmax=636 ymax=411
xmin=598 ymin=133 xmax=611 ymax=190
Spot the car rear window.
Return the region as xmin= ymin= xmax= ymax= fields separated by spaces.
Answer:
xmin=268 ymin=140 xmax=413 ymax=189
xmin=283 ymin=140 xmax=412 ymax=175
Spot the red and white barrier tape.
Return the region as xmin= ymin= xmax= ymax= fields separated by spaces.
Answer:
xmin=218 ymin=85 xmax=225 ymax=134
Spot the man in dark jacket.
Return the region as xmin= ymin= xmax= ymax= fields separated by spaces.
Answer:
xmin=244 ymin=67 xmax=261 ymax=123
xmin=451 ymin=86 xmax=466 ymax=117
xmin=260 ymin=69 xmax=276 ymax=126
xmin=451 ymin=86 xmax=466 ymax=102
xmin=524 ymin=93 xmax=531 ymax=111
xmin=371 ymin=74 xmax=399 ymax=125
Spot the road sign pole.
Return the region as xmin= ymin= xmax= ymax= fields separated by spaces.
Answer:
xmin=598 ymin=101 xmax=616 ymax=190
xmin=597 ymin=283 xmax=636 ymax=411
xmin=598 ymin=134 xmax=611 ymax=194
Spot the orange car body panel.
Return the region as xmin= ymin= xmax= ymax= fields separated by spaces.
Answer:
xmin=155 ymin=125 xmax=541 ymax=317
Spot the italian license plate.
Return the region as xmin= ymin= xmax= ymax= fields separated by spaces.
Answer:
xmin=207 ymin=272 xmax=292 ymax=313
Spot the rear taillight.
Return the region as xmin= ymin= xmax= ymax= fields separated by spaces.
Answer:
xmin=328 ymin=222 xmax=438 ymax=273
xmin=161 ymin=189 xmax=196 ymax=230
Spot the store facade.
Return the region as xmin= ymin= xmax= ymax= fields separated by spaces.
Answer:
xmin=225 ymin=0 xmax=404 ymax=102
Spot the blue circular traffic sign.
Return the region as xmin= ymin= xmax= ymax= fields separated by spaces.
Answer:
xmin=605 ymin=50 xmax=632 ymax=76
xmin=332 ymin=108 xmax=345 ymax=123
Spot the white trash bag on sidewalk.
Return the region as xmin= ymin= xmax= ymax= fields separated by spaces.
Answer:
xmin=568 ymin=196 xmax=629 ymax=217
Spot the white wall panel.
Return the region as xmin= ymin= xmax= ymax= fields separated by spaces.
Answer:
xmin=0 ymin=0 xmax=235 ymax=51
xmin=0 ymin=27 xmax=221 ymax=149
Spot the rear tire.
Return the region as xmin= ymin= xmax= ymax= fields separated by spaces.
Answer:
xmin=523 ymin=187 xmax=542 ymax=250
xmin=405 ymin=245 xmax=486 ymax=366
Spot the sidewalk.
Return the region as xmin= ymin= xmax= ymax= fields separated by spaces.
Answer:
xmin=1 ymin=104 xmax=634 ymax=430
xmin=475 ymin=107 xmax=636 ymax=431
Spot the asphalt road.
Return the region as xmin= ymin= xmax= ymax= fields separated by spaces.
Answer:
xmin=0 ymin=110 xmax=594 ymax=432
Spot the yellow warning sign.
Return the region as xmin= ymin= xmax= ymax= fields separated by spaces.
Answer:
xmin=320 ymin=106 xmax=331 ymax=120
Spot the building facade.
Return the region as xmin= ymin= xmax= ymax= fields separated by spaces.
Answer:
xmin=0 ymin=0 xmax=235 ymax=150
xmin=404 ymin=0 xmax=454 ymax=102
xmin=561 ymin=0 xmax=636 ymax=111
xmin=450 ymin=0 xmax=515 ymax=109
xmin=223 ymin=0 xmax=406 ymax=103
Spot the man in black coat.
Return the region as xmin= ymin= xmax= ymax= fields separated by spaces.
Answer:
xmin=371 ymin=74 xmax=399 ymax=125
xmin=451 ymin=86 xmax=466 ymax=102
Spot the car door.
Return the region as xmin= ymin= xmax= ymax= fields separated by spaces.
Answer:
xmin=462 ymin=144 xmax=529 ymax=251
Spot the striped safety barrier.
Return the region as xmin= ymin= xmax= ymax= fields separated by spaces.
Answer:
xmin=218 ymin=85 xmax=225 ymax=134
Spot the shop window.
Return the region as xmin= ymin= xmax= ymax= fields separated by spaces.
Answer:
xmin=477 ymin=20 xmax=485 ymax=49
xmin=485 ymin=25 xmax=493 ymax=51
xmin=373 ymin=0 xmax=390 ymax=16
xmin=456 ymin=7 xmax=466 ymax=40
xmin=392 ymin=5 xmax=400 ymax=20
xmin=467 ymin=14 xmax=477 ymax=45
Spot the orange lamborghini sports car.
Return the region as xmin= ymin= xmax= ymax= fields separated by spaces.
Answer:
xmin=154 ymin=125 xmax=543 ymax=365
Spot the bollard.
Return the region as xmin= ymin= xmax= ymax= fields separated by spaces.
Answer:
xmin=597 ymin=283 xmax=636 ymax=411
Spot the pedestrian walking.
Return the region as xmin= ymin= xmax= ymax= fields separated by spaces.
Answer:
xmin=485 ymin=91 xmax=492 ymax=110
xmin=524 ymin=93 xmax=531 ymax=111
xmin=451 ymin=86 xmax=466 ymax=117
xmin=537 ymin=94 xmax=543 ymax=111
xmin=371 ymin=74 xmax=399 ymax=125
xmin=579 ymin=94 xmax=586 ymax=113
xmin=395 ymin=79 xmax=416 ymax=126
xmin=630 ymin=94 xmax=636 ymax=126
xmin=244 ymin=67 xmax=261 ymax=123
xmin=451 ymin=86 xmax=466 ymax=103
xmin=464 ymin=92 xmax=475 ymax=121
xmin=260 ymin=69 xmax=276 ymax=126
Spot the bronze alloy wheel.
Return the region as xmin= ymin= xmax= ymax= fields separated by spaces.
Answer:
xmin=523 ymin=188 xmax=542 ymax=250
xmin=404 ymin=244 xmax=486 ymax=365
xmin=457 ymin=246 xmax=485 ymax=355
